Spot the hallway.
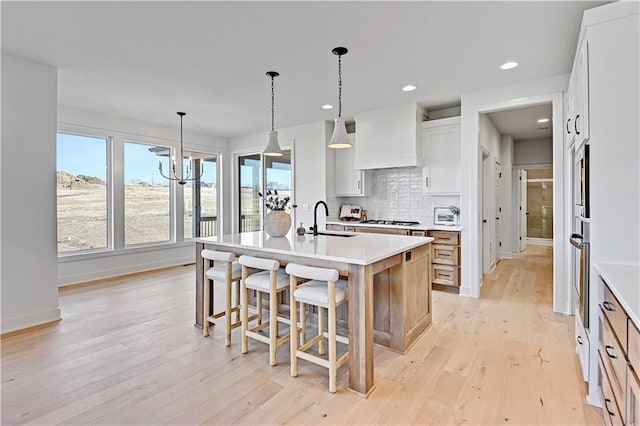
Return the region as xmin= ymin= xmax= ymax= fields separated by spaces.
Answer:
xmin=1 ymin=247 xmax=602 ymax=425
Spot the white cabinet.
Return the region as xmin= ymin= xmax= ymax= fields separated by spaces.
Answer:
xmin=566 ymin=38 xmax=590 ymax=149
xmin=421 ymin=116 xmax=461 ymax=194
xmin=354 ymin=103 xmax=423 ymax=170
xmin=334 ymin=134 xmax=370 ymax=197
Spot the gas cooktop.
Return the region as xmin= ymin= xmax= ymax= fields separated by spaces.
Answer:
xmin=360 ymin=220 xmax=421 ymax=226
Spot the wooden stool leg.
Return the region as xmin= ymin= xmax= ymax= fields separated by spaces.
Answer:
xmin=257 ymin=291 xmax=263 ymax=325
xmin=318 ymin=306 xmax=325 ymax=355
xmin=269 ymin=291 xmax=278 ymax=366
xmin=225 ymin=271 xmax=232 ymax=347
xmin=290 ymin=275 xmax=298 ymax=377
xmin=241 ymin=269 xmax=249 ymax=354
xmin=300 ymin=302 xmax=306 ymax=346
xmin=234 ymin=279 xmax=241 ymax=323
xmin=203 ymin=273 xmax=211 ymax=337
xmin=328 ymin=300 xmax=337 ymax=393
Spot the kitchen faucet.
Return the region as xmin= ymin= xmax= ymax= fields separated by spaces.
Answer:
xmin=313 ymin=201 xmax=329 ymax=236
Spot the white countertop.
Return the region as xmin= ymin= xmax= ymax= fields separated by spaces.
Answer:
xmin=326 ymin=218 xmax=461 ymax=232
xmin=595 ymin=262 xmax=640 ymax=328
xmin=197 ymin=231 xmax=434 ymax=266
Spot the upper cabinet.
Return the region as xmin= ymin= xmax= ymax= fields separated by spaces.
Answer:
xmin=421 ymin=116 xmax=461 ymax=194
xmin=354 ymin=103 xmax=424 ymax=170
xmin=566 ymin=38 xmax=590 ymax=149
xmin=334 ymin=134 xmax=371 ymax=197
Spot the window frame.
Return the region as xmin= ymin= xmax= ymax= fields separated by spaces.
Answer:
xmin=56 ymin=127 xmax=113 ymax=257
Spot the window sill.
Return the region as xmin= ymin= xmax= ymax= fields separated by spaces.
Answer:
xmin=58 ymin=240 xmax=194 ymax=263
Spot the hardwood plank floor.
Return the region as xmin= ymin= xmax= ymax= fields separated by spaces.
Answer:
xmin=1 ymin=246 xmax=602 ymax=425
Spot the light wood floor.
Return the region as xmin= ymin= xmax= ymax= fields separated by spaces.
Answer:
xmin=1 ymin=246 xmax=602 ymax=425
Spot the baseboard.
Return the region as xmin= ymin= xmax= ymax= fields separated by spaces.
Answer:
xmin=499 ymin=251 xmax=513 ymax=259
xmin=1 ymin=307 xmax=61 ymax=335
xmin=458 ymin=286 xmax=473 ymax=297
xmin=58 ymin=256 xmax=194 ymax=287
xmin=526 ymin=237 xmax=553 ymax=247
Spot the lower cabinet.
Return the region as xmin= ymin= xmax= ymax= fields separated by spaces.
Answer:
xmin=598 ymin=274 xmax=640 ymax=425
xmin=428 ymin=230 xmax=461 ymax=293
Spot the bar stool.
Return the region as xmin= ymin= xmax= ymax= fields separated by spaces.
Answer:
xmin=286 ymin=263 xmax=349 ymax=393
xmin=201 ymin=249 xmax=249 ymax=346
xmin=238 ymin=255 xmax=292 ymax=366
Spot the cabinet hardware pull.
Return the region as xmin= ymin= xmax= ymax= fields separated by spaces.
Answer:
xmin=357 ymin=180 xmax=361 ymax=190
xmin=603 ymin=301 xmax=615 ymax=312
xmin=604 ymin=398 xmax=616 ymax=417
xmin=577 ymin=335 xmax=583 ymax=345
xmin=567 ymin=118 xmax=572 ymax=134
xmin=425 ymin=177 xmax=429 ymax=188
xmin=575 ymin=114 xmax=581 ymax=135
xmin=605 ymin=345 xmax=618 ymax=359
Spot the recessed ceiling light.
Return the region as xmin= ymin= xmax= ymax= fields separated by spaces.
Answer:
xmin=500 ymin=61 xmax=519 ymax=70
xmin=537 ymin=118 xmax=550 ymax=123
xmin=402 ymin=84 xmax=417 ymax=92
xmin=322 ymin=104 xmax=333 ymax=110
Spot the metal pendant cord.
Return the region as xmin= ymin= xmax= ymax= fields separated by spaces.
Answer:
xmin=271 ymin=75 xmax=275 ymax=131
xmin=338 ymin=54 xmax=342 ymax=117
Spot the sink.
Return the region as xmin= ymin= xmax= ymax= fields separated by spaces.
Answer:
xmin=307 ymin=231 xmax=356 ymax=238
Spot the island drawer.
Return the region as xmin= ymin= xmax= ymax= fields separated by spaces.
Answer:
xmin=432 ymin=244 xmax=458 ymax=265
xmin=427 ymin=231 xmax=459 ymax=245
xmin=628 ymin=364 xmax=640 ymax=426
xmin=432 ymin=264 xmax=459 ymax=286
xmin=602 ymin=284 xmax=628 ymax=352
xmin=599 ymin=309 xmax=627 ymax=409
xmin=599 ymin=350 xmax=624 ymax=426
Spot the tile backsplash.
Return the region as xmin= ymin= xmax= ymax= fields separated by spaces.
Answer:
xmin=328 ymin=167 xmax=460 ymax=227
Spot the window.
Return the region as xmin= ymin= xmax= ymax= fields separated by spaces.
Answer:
xmin=184 ymin=154 xmax=218 ymax=238
xmin=124 ymin=141 xmax=171 ymax=245
xmin=238 ymin=150 xmax=292 ymax=232
xmin=56 ymin=133 xmax=109 ymax=253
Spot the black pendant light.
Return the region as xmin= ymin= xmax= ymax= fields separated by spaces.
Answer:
xmin=328 ymin=47 xmax=352 ymax=149
xmin=159 ymin=112 xmax=203 ymax=185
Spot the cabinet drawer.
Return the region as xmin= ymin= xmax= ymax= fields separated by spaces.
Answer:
xmin=630 ymin=321 xmax=640 ymax=374
xmin=599 ymin=351 xmax=624 ymax=426
xmin=427 ymin=231 xmax=459 ymax=245
xmin=326 ymin=224 xmax=344 ymax=232
xmin=354 ymin=226 xmax=409 ymax=235
xmin=432 ymin=244 xmax=458 ymax=266
xmin=410 ymin=230 xmax=427 ymax=237
xmin=599 ymin=310 xmax=627 ymax=410
xmin=628 ymin=364 xmax=640 ymax=426
xmin=602 ymin=282 xmax=628 ymax=352
xmin=576 ymin=309 xmax=590 ymax=382
xmin=432 ymin=264 xmax=459 ymax=286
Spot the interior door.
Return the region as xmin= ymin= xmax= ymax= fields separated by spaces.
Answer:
xmin=493 ymin=160 xmax=502 ymax=266
xmin=519 ymin=169 xmax=528 ymax=251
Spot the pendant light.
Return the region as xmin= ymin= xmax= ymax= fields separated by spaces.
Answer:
xmin=328 ymin=47 xmax=352 ymax=149
xmin=158 ymin=112 xmax=203 ymax=185
xmin=263 ymin=71 xmax=284 ymax=156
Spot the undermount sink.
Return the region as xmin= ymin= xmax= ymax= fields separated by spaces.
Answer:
xmin=307 ymin=231 xmax=356 ymax=238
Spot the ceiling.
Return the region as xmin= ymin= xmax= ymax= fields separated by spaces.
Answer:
xmin=487 ymin=103 xmax=553 ymax=140
xmin=1 ymin=1 xmax=606 ymax=139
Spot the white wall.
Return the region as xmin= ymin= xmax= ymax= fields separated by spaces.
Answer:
xmin=1 ymin=55 xmax=60 ymax=333
xmin=460 ymin=74 xmax=568 ymax=306
xmin=229 ymin=121 xmax=328 ymax=231
xmin=500 ymin=135 xmax=515 ymax=257
xmin=514 ymin=138 xmax=553 ymax=166
xmin=57 ymin=107 xmax=229 ymax=286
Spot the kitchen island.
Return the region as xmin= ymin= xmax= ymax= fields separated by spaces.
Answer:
xmin=195 ymin=231 xmax=433 ymax=397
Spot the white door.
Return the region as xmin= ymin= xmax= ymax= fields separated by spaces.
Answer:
xmin=492 ymin=160 xmax=502 ymax=266
xmin=482 ymin=151 xmax=491 ymax=274
xmin=519 ymin=169 xmax=528 ymax=251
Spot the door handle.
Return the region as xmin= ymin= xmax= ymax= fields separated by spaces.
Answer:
xmin=495 ymin=217 xmax=499 ymax=220
xmin=482 ymin=219 xmax=487 ymax=223
xmin=575 ymin=114 xmax=581 ymax=135
xmin=567 ymin=118 xmax=572 ymax=134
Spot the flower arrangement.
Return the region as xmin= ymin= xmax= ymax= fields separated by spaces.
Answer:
xmin=449 ymin=205 xmax=460 ymax=216
xmin=259 ymin=190 xmax=291 ymax=212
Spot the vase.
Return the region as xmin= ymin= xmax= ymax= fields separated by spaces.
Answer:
xmin=264 ymin=211 xmax=291 ymax=237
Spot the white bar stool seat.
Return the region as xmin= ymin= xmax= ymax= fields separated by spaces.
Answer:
xmin=239 ymin=255 xmax=294 ymax=366
xmin=286 ymin=263 xmax=349 ymax=393
xmin=202 ymin=249 xmax=252 ymax=347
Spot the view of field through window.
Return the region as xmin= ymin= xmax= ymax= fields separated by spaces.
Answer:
xmin=57 ymin=133 xmax=219 ymax=253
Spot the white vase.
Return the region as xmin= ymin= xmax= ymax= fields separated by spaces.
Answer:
xmin=264 ymin=211 xmax=291 ymax=237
